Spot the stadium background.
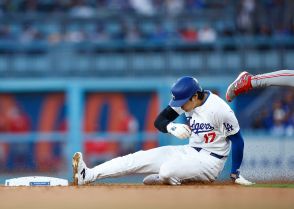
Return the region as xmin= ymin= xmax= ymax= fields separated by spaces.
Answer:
xmin=0 ymin=0 xmax=293 ymax=183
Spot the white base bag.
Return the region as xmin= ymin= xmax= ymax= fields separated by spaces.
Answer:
xmin=5 ymin=176 xmax=69 ymax=186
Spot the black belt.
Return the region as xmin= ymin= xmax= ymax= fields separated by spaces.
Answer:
xmin=192 ymin=147 xmax=225 ymax=159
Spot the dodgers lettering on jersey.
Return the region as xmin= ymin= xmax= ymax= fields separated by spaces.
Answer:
xmin=187 ymin=117 xmax=214 ymax=134
xmin=172 ymin=91 xmax=240 ymax=156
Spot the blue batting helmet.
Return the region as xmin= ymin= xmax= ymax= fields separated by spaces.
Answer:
xmin=169 ymin=76 xmax=202 ymax=107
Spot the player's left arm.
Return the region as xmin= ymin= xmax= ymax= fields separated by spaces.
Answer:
xmin=227 ymin=131 xmax=243 ymax=175
xmin=227 ymin=131 xmax=255 ymax=185
xmin=218 ymin=106 xmax=254 ymax=186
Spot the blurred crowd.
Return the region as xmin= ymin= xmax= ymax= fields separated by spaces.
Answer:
xmin=0 ymin=0 xmax=293 ymax=45
xmin=251 ymin=89 xmax=294 ymax=137
xmin=0 ymin=20 xmax=219 ymax=45
xmin=0 ymin=0 xmax=235 ymax=15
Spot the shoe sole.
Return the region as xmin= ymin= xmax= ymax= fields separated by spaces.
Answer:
xmin=143 ymin=174 xmax=164 ymax=185
xmin=226 ymin=71 xmax=248 ymax=102
xmin=72 ymin=152 xmax=81 ymax=186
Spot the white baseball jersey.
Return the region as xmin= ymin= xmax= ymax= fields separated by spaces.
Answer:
xmin=172 ymin=91 xmax=240 ymax=156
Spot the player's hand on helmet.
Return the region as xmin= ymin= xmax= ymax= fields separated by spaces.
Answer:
xmin=166 ymin=122 xmax=192 ymax=139
xmin=230 ymin=172 xmax=255 ymax=186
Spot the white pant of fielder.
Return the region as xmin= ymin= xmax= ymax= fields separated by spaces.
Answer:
xmin=76 ymin=145 xmax=226 ymax=185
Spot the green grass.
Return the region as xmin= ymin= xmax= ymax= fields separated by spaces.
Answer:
xmin=251 ymin=184 xmax=294 ymax=188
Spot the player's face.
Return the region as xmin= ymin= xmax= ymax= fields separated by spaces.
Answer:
xmin=181 ymin=96 xmax=196 ymax=112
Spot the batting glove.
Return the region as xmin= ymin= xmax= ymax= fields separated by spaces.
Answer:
xmin=230 ymin=172 xmax=255 ymax=186
xmin=166 ymin=122 xmax=192 ymax=140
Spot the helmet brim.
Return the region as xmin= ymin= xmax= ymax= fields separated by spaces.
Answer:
xmin=169 ymin=97 xmax=190 ymax=107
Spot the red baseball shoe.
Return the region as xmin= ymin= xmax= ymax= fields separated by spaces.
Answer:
xmin=226 ymin=71 xmax=253 ymax=102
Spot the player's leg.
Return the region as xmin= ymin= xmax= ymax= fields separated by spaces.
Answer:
xmin=226 ymin=70 xmax=294 ymax=102
xmin=251 ymin=70 xmax=294 ymax=88
xmin=72 ymin=146 xmax=178 ymax=185
xmin=144 ymin=147 xmax=226 ymax=185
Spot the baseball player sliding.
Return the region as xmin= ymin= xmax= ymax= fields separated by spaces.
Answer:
xmin=73 ymin=76 xmax=253 ymax=186
xmin=226 ymin=70 xmax=294 ymax=102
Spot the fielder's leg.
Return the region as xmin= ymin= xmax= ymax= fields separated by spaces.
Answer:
xmin=251 ymin=70 xmax=294 ymax=88
xmin=226 ymin=70 xmax=294 ymax=102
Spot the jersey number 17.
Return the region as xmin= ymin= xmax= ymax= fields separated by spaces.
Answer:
xmin=204 ymin=132 xmax=216 ymax=143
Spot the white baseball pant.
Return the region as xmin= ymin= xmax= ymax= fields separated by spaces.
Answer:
xmin=86 ymin=145 xmax=227 ymax=184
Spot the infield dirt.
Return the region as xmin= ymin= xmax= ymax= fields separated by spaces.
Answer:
xmin=0 ymin=184 xmax=293 ymax=209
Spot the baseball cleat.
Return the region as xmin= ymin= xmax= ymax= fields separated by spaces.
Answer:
xmin=143 ymin=174 xmax=164 ymax=185
xmin=72 ymin=152 xmax=91 ymax=185
xmin=226 ymin=71 xmax=253 ymax=102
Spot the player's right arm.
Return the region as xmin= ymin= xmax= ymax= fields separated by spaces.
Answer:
xmin=154 ymin=105 xmax=191 ymax=139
